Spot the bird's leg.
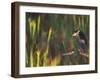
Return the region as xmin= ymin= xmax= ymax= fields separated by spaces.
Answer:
xmin=68 ymin=54 xmax=78 ymax=65
xmin=78 ymin=49 xmax=89 ymax=64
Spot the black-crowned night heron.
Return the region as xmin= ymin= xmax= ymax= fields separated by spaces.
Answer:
xmin=72 ymin=30 xmax=88 ymax=64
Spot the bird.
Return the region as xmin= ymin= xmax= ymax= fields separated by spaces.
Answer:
xmin=72 ymin=29 xmax=88 ymax=64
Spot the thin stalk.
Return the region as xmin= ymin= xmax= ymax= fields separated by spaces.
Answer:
xmin=48 ymin=27 xmax=52 ymax=42
xmin=43 ymin=27 xmax=52 ymax=66
xmin=43 ymin=46 xmax=49 ymax=66
xmin=36 ymin=50 xmax=41 ymax=67
xmin=37 ymin=15 xmax=40 ymax=34
xmin=30 ymin=49 xmax=34 ymax=67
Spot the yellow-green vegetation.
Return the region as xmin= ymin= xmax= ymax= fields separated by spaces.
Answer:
xmin=30 ymin=48 xmax=34 ymax=67
xmin=36 ymin=49 xmax=41 ymax=67
xmin=43 ymin=46 xmax=49 ymax=66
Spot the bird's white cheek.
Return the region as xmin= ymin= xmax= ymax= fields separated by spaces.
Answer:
xmin=72 ymin=33 xmax=77 ymax=37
